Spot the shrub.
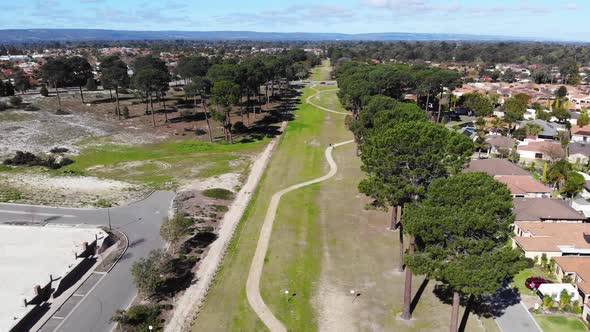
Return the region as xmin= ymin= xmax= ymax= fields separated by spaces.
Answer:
xmin=85 ymin=78 xmax=97 ymax=91
xmin=95 ymin=199 xmax=113 ymax=208
xmin=9 ymin=95 xmax=22 ymax=106
xmin=543 ymin=295 xmax=554 ymax=309
xmin=202 ymin=188 xmax=235 ymax=200
xmin=233 ymin=121 xmax=247 ymax=133
xmin=0 ymin=191 xmax=23 ymax=202
xmin=212 ymin=204 xmax=229 ymax=212
xmin=111 ymin=304 xmax=163 ymax=332
xmin=50 ymin=147 xmax=69 ymax=154
xmin=24 ymin=104 xmax=39 ymax=112
xmin=3 ymin=151 xmax=73 ymax=169
xmin=0 ymin=101 xmax=8 ymax=111
xmin=40 ymin=86 xmax=49 ymax=97
xmin=121 ymin=106 xmax=129 ymax=119
xmin=131 ymin=249 xmax=169 ymax=297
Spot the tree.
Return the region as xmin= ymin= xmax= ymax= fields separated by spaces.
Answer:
xmin=211 ymin=80 xmax=240 ymax=143
xmin=102 ymin=55 xmax=131 ymax=118
xmin=552 ymin=105 xmax=571 ymax=124
xmin=463 ymin=92 xmax=493 ymax=117
xmin=65 ymin=56 xmax=93 ymax=103
xmin=358 ymin=121 xmax=473 ymax=320
xmin=85 ymin=78 xmax=97 ymax=91
xmin=562 ymin=171 xmax=585 ymax=199
xmin=39 ymin=57 xmax=70 ymax=109
xmin=160 ymin=214 xmax=192 ymax=254
xmin=40 ymin=85 xmax=49 ymax=97
xmin=176 ymin=56 xmax=210 ymax=84
xmin=112 ymin=304 xmax=163 ymax=332
xmin=13 ymin=71 xmax=31 ymax=94
xmin=524 ymin=123 xmax=543 ymax=137
xmin=548 ymin=159 xmax=572 ymax=189
xmin=185 ymin=76 xmax=213 ymax=141
xmin=556 ymin=86 xmax=568 ymax=99
xmin=131 ymin=249 xmax=169 ymax=297
xmin=404 ymin=173 xmax=526 ymax=331
xmin=578 ymin=110 xmax=590 ymax=127
xmin=133 ymin=68 xmax=169 ymax=127
xmin=559 ymin=289 xmax=573 ymax=310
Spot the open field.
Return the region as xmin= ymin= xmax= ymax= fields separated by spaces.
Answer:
xmin=534 ymin=315 xmax=588 ymax=332
xmin=311 ymin=59 xmax=332 ymax=81
xmin=194 ymin=64 xmax=499 ymax=331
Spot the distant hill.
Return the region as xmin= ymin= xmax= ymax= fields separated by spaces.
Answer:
xmin=0 ymin=29 xmax=542 ymax=43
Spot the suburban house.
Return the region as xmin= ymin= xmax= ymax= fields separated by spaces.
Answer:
xmin=485 ymin=136 xmax=516 ymax=156
xmin=513 ymin=222 xmax=590 ymax=260
xmin=466 ymin=158 xmax=529 ymax=176
xmin=523 ymin=108 xmax=536 ymax=120
xmin=569 ymin=110 xmax=581 ymax=126
xmin=518 ymin=120 xmax=565 ymax=140
xmin=495 ymin=175 xmax=551 ymax=198
xmin=493 ymin=106 xmax=505 ymax=118
xmin=517 ymin=139 xmax=564 ymax=163
xmin=513 ymin=197 xmax=587 ymax=223
xmin=553 ymin=257 xmax=590 ymax=316
xmin=572 ymin=125 xmax=590 ymax=143
xmin=569 ymin=142 xmax=590 ymax=165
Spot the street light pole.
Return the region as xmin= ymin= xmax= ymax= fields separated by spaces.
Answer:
xmin=107 ymin=207 xmax=112 ymax=231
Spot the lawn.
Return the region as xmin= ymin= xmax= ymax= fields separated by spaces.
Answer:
xmin=535 ymin=315 xmax=588 ymax=332
xmin=59 ymin=138 xmax=268 ymax=188
xmin=311 ymin=59 xmax=332 ymax=81
xmin=312 ymin=86 xmax=346 ymax=113
xmin=511 ymin=267 xmax=553 ymax=296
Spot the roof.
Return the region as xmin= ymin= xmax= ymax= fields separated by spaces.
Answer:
xmin=517 ymin=140 xmax=562 ymax=153
xmin=514 ymin=222 xmax=590 ymax=252
xmin=513 ymin=197 xmax=587 ymax=222
xmin=485 ymin=135 xmax=516 ymax=149
xmin=465 ymin=159 xmax=529 ymax=176
xmin=495 ymin=176 xmax=551 ymax=195
xmin=572 ymin=125 xmax=590 ymax=137
xmin=520 ymin=120 xmax=565 ymax=137
xmin=569 ymin=143 xmax=590 ymax=157
xmin=553 ymin=256 xmax=590 ymax=294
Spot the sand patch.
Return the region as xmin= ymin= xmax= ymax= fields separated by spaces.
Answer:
xmin=179 ymin=173 xmax=241 ymax=193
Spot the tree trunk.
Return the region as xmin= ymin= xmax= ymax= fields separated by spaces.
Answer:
xmin=399 ymin=222 xmax=405 ymax=272
xmin=401 ymin=236 xmax=415 ymax=320
xmin=150 ymin=93 xmax=156 ymax=127
xmin=449 ymin=291 xmax=460 ymax=332
xmin=79 ymin=85 xmax=85 ymax=104
xmin=115 ymin=87 xmax=120 ymax=119
xmin=163 ymin=94 xmax=168 ymax=123
xmin=204 ymin=102 xmax=213 ymax=143
xmin=390 ymin=206 xmax=398 ymax=230
xmin=226 ymin=110 xmax=233 ymax=144
xmin=425 ymin=93 xmax=430 ymax=113
xmin=109 ymin=88 xmax=113 ymax=101
xmin=55 ymin=83 xmax=61 ymax=109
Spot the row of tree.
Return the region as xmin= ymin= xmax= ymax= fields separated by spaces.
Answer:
xmin=341 ymin=66 xmax=527 ymax=329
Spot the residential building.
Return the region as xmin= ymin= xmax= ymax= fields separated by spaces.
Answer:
xmin=569 ymin=142 xmax=590 ymax=165
xmin=518 ymin=120 xmax=565 ymax=140
xmin=495 ymin=175 xmax=551 ymax=198
xmin=513 ymin=197 xmax=587 ymax=223
xmin=466 ymin=158 xmax=529 ymax=176
xmin=517 ymin=139 xmax=564 ymax=163
xmin=485 ymin=136 xmax=516 ymax=156
xmin=513 ymin=222 xmax=590 ymax=260
xmin=572 ymin=125 xmax=590 ymax=143
xmin=553 ymin=257 xmax=590 ymax=311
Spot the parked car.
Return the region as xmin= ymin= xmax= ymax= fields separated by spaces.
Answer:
xmin=525 ymin=277 xmax=552 ymax=290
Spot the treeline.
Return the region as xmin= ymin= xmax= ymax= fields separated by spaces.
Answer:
xmin=336 ymin=61 xmax=461 ymax=119
xmin=342 ymin=61 xmax=527 ymax=331
xmin=328 ymin=41 xmax=590 ymax=65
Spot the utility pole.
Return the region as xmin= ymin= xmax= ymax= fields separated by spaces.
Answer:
xmin=107 ymin=207 xmax=112 ymax=231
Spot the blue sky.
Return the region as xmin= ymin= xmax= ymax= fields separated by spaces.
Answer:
xmin=1 ymin=0 xmax=588 ymax=40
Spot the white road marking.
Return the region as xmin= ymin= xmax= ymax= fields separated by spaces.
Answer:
xmin=0 ymin=209 xmax=77 ymax=218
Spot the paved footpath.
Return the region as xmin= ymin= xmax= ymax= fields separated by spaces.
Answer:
xmin=246 ymin=84 xmax=352 ymax=332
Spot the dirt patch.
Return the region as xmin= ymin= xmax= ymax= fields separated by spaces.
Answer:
xmin=179 ymin=173 xmax=241 ymax=193
xmin=0 ymin=172 xmax=149 ymax=207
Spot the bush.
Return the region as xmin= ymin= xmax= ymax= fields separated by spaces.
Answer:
xmin=0 ymin=191 xmax=23 ymax=202
xmin=85 ymin=78 xmax=97 ymax=91
xmin=233 ymin=121 xmax=247 ymax=133
xmin=9 ymin=95 xmax=22 ymax=106
xmin=24 ymin=104 xmax=39 ymax=112
xmin=202 ymin=188 xmax=235 ymax=200
xmin=131 ymin=249 xmax=169 ymax=297
xmin=3 ymin=151 xmax=73 ymax=169
xmin=40 ymin=86 xmax=49 ymax=97
xmin=111 ymin=304 xmax=164 ymax=332
xmin=50 ymin=147 xmax=69 ymax=154
xmin=95 ymin=199 xmax=113 ymax=208
xmin=0 ymin=101 xmax=8 ymax=111
xmin=212 ymin=204 xmax=229 ymax=212
xmin=121 ymin=106 xmax=129 ymax=119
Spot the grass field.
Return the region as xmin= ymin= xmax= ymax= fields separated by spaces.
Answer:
xmin=311 ymin=59 xmax=332 ymax=81
xmin=193 ymin=63 xmax=499 ymax=331
xmin=535 ymin=315 xmax=588 ymax=332
xmin=60 ymin=138 xmax=268 ymax=188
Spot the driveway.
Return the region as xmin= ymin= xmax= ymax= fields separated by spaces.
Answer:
xmin=494 ymin=285 xmax=542 ymax=332
xmin=0 ymin=190 xmax=175 ymax=332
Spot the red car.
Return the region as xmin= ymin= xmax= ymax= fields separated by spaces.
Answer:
xmin=525 ymin=277 xmax=552 ymax=290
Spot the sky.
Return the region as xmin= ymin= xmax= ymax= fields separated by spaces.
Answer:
xmin=1 ymin=0 xmax=588 ymax=41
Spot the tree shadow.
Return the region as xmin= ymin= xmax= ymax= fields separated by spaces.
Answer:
xmin=411 ymin=278 xmax=430 ymax=314
xmin=433 ymin=284 xmax=521 ymax=320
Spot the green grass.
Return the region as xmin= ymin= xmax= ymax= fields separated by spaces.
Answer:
xmin=211 ymin=204 xmax=229 ymax=213
xmin=313 ymin=87 xmax=346 ymax=113
xmin=60 ymin=138 xmax=267 ymax=188
xmin=311 ymin=59 xmax=332 ymax=81
xmin=202 ymin=188 xmax=235 ymax=200
xmin=194 ymin=86 xmax=335 ymax=331
xmin=511 ymin=267 xmax=554 ymax=296
xmin=535 ymin=315 xmax=588 ymax=332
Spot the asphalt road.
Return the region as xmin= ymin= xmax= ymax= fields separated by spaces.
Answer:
xmin=495 ymin=285 xmax=542 ymax=332
xmin=0 ymin=190 xmax=175 ymax=332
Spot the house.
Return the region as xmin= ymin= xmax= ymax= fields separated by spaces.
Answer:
xmin=572 ymin=125 xmax=590 ymax=143
xmin=523 ymin=108 xmax=537 ymax=120
xmin=513 ymin=197 xmax=587 ymax=223
xmin=495 ymin=175 xmax=551 ymax=198
xmin=569 ymin=110 xmax=582 ymax=126
xmin=517 ymin=140 xmax=564 ymax=163
xmin=518 ymin=120 xmax=565 ymax=140
xmin=513 ymin=222 xmax=590 ymax=260
xmin=553 ymin=257 xmax=590 ymax=310
xmin=466 ymin=158 xmax=529 ymax=176
xmin=569 ymin=143 xmax=590 ymax=165
xmin=485 ymin=136 xmax=517 ymax=156
xmin=493 ymin=106 xmax=505 ymax=118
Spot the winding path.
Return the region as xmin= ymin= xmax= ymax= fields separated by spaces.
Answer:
xmin=306 ymin=86 xmax=348 ymax=115
xmin=246 ymin=85 xmax=353 ymax=332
